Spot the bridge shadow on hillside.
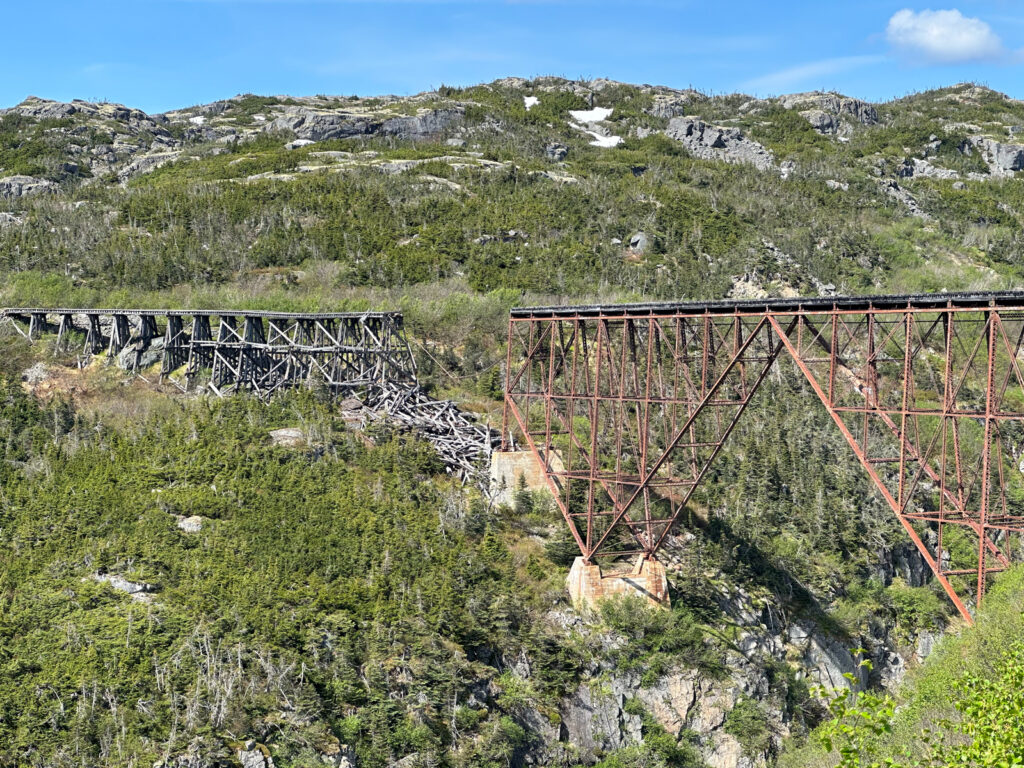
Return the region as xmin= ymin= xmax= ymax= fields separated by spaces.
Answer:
xmin=668 ymin=510 xmax=852 ymax=643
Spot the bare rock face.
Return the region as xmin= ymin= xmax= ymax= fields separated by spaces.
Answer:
xmin=116 ymin=151 xmax=181 ymax=183
xmin=664 ymin=117 xmax=775 ymax=172
xmin=267 ymin=108 xmax=379 ymax=141
xmin=0 ymin=174 xmax=58 ymax=199
xmin=977 ymin=138 xmax=1024 ymax=174
xmin=787 ymin=622 xmax=868 ymax=692
xmin=559 ymin=677 xmax=643 ymax=757
xmin=646 ymin=90 xmax=704 ymax=119
xmin=382 ymin=108 xmax=463 ymax=139
xmin=267 ymin=107 xmax=462 ymax=143
xmin=779 ymin=91 xmax=878 ymax=134
xmin=800 ymin=109 xmax=836 ymax=134
xmin=636 ymin=670 xmax=699 ymax=737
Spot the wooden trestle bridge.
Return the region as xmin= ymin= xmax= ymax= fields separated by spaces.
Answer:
xmin=502 ymin=291 xmax=1024 ymax=623
xmin=0 ymin=307 xmax=417 ymax=396
xmin=0 ymin=307 xmax=496 ymax=484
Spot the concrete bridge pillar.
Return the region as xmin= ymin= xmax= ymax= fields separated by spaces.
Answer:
xmin=489 ymin=449 xmax=556 ymax=506
xmin=566 ymin=556 xmax=670 ymax=611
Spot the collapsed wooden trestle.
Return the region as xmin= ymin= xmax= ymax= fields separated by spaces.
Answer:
xmin=1 ymin=307 xmax=499 ymax=485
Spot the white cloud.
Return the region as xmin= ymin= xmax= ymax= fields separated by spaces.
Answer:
xmin=886 ymin=8 xmax=1004 ymax=63
xmin=741 ymin=55 xmax=884 ymax=94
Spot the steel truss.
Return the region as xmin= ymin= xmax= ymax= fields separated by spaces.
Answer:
xmin=0 ymin=307 xmax=416 ymax=398
xmin=503 ymin=292 xmax=1024 ymax=622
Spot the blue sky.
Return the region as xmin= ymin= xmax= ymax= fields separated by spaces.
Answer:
xmin=5 ymin=1 xmax=1024 ymax=112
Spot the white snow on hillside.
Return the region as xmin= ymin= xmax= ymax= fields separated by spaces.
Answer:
xmin=568 ymin=107 xmax=613 ymax=123
xmin=567 ymin=106 xmax=622 ymax=148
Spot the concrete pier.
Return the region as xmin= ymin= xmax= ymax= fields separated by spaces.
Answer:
xmin=566 ymin=555 xmax=670 ymax=611
xmin=489 ymin=449 xmax=557 ymax=506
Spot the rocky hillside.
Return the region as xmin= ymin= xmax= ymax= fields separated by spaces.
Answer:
xmin=3 ymin=78 xmax=1024 ymax=303
xmin=2 ymin=77 xmax=1024 ymax=768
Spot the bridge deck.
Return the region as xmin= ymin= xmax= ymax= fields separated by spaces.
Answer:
xmin=511 ymin=290 xmax=1024 ymax=318
xmin=1 ymin=307 xmax=400 ymax=321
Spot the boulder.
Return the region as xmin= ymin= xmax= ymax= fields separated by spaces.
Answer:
xmin=882 ymin=180 xmax=930 ymax=220
xmin=93 ymin=573 xmax=155 ymax=599
xmin=238 ymin=744 xmax=274 ymax=768
xmin=116 ymin=337 xmax=165 ymax=370
xmin=21 ymin=362 xmax=49 ymax=385
xmin=628 ymin=231 xmax=649 ymax=254
xmin=800 ymin=109 xmax=837 ymax=134
xmin=320 ymin=745 xmax=357 ymax=767
xmin=646 ymin=91 xmax=703 ymax=119
xmin=269 ymin=427 xmax=306 ymax=447
xmin=544 ymin=143 xmax=568 ymax=161
xmin=0 ymin=175 xmax=58 ymax=199
xmin=176 ymin=516 xmax=204 ymax=533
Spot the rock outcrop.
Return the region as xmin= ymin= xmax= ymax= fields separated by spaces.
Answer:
xmin=975 ymin=138 xmax=1024 ymax=175
xmin=779 ymin=92 xmax=878 ymax=134
xmin=882 ymin=180 xmax=931 ymax=219
xmin=116 ymin=151 xmax=181 ymax=183
xmin=664 ymin=117 xmax=775 ymax=172
xmin=266 ymin=107 xmax=462 ymax=143
xmin=0 ymin=174 xmax=58 ymax=199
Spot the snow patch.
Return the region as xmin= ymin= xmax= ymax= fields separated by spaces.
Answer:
xmin=523 ymin=96 xmax=539 ymax=111
xmin=566 ymin=106 xmax=622 ymax=147
xmin=574 ymin=127 xmax=623 ymax=148
xmin=569 ymin=107 xmax=614 ymax=123
xmin=188 ymin=115 xmax=206 ymax=125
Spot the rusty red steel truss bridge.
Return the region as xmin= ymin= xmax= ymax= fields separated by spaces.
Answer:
xmin=501 ymin=291 xmax=1024 ymax=623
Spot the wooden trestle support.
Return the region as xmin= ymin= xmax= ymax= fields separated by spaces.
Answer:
xmin=503 ymin=291 xmax=1024 ymax=623
xmin=1 ymin=307 xmax=498 ymax=485
xmin=1 ymin=308 xmax=417 ymax=397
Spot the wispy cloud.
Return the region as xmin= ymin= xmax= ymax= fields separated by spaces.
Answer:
xmin=740 ymin=55 xmax=884 ymax=94
xmin=886 ymin=8 xmax=1004 ymax=64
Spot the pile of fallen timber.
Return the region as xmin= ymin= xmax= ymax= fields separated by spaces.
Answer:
xmin=367 ymin=383 xmax=500 ymax=487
